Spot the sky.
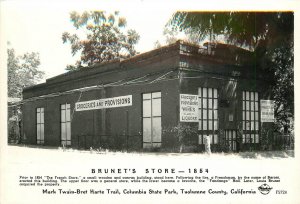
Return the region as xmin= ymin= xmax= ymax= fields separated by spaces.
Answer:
xmin=1 ymin=0 xmax=299 ymax=81
xmin=2 ymin=1 xmax=179 ymax=80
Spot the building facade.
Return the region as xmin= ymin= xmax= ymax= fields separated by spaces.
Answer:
xmin=21 ymin=41 xmax=274 ymax=152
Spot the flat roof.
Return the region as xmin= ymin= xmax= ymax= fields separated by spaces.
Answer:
xmin=23 ymin=40 xmax=253 ymax=92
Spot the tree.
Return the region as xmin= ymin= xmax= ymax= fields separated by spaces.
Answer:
xmin=62 ymin=11 xmax=140 ymax=71
xmin=7 ymin=47 xmax=44 ymax=98
xmin=268 ymin=39 xmax=294 ymax=132
xmin=168 ymin=12 xmax=293 ymax=49
xmin=153 ymin=27 xmax=202 ymax=49
xmin=168 ymin=12 xmax=294 ymax=133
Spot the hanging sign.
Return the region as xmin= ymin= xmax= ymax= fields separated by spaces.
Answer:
xmin=260 ymin=100 xmax=275 ymax=122
xmin=180 ymin=94 xmax=199 ymax=122
xmin=75 ymin=95 xmax=132 ymax=111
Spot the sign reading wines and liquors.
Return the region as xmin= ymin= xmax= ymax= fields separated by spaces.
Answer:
xmin=260 ymin=100 xmax=275 ymax=122
xmin=75 ymin=95 xmax=132 ymax=111
xmin=180 ymin=94 xmax=199 ymax=122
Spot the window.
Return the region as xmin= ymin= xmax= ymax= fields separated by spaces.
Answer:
xmin=142 ymin=92 xmax=161 ymax=148
xmin=225 ymin=130 xmax=236 ymax=151
xmin=61 ymin=104 xmax=71 ymax=146
xmin=179 ymin=58 xmax=189 ymax=68
xmin=242 ymin=91 xmax=259 ymax=143
xmin=36 ymin=108 xmax=44 ymax=144
xmin=198 ymin=87 xmax=218 ymax=144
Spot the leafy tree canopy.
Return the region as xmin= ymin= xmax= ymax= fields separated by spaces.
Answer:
xmin=168 ymin=12 xmax=293 ymax=49
xmin=154 ymin=27 xmax=201 ymax=49
xmin=168 ymin=12 xmax=294 ymax=132
xmin=62 ymin=11 xmax=140 ymax=71
xmin=7 ymin=47 xmax=44 ymax=98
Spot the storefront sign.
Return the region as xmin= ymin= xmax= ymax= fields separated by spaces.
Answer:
xmin=75 ymin=95 xmax=132 ymax=111
xmin=180 ymin=94 xmax=199 ymax=122
xmin=260 ymin=100 xmax=275 ymax=122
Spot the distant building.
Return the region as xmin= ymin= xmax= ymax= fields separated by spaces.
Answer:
xmin=21 ymin=41 xmax=275 ymax=152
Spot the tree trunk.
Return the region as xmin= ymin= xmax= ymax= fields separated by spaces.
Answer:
xmin=205 ymin=135 xmax=211 ymax=154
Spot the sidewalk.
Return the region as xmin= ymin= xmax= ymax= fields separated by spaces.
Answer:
xmin=7 ymin=143 xmax=294 ymax=159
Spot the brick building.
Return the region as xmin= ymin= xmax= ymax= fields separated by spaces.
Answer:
xmin=21 ymin=41 xmax=274 ymax=152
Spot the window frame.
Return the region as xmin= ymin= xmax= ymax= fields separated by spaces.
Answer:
xmin=142 ymin=92 xmax=162 ymax=148
xmin=198 ymin=87 xmax=219 ymax=145
xmin=36 ymin=107 xmax=44 ymax=145
xmin=242 ymin=91 xmax=260 ymax=144
xmin=61 ymin=103 xmax=71 ymax=146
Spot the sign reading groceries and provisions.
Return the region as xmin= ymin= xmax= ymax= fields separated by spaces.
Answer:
xmin=180 ymin=94 xmax=199 ymax=122
xmin=75 ymin=95 xmax=132 ymax=111
xmin=260 ymin=100 xmax=275 ymax=122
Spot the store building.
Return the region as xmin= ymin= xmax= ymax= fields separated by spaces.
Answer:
xmin=21 ymin=41 xmax=274 ymax=152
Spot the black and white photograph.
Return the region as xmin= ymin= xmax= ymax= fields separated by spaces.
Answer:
xmin=1 ymin=1 xmax=299 ymax=204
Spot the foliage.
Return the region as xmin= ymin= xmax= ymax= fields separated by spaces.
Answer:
xmin=168 ymin=12 xmax=293 ymax=49
xmin=7 ymin=48 xmax=44 ymax=98
xmin=62 ymin=11 xmax=140 ymax=71
xmin=168 ymin=12 xmax=294 ymax=132
xmin=269 ymin=40 xmax=293 ymax=131
xmin=163 ymin=124 xmax=199 ymax=152
xmin=154 ymin=27 xmax=201 ymax=48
